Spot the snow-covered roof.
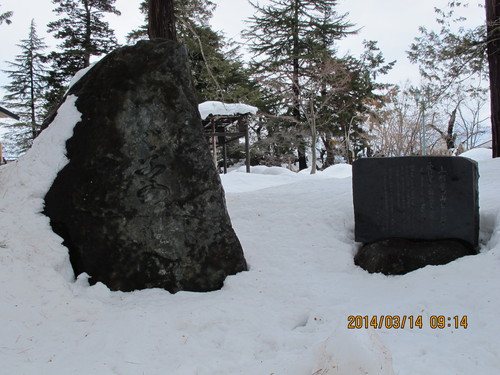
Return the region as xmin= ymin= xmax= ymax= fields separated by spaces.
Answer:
xmin=198 ymin=101 xmax=258 ymax=120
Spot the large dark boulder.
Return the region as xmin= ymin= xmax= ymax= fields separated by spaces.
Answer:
xmin=354 ymin=238 xmax=476 ymax=275
xmin=352 ymin=156 xmax=479 ymax=275
xmin=43 ymin=40 xmax=247 ymax=293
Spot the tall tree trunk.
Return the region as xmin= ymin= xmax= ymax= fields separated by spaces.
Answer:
xmin=486 ymin=0 xmax=500 ymax=157
xmin=83 ymin=0 xmax=92 ymax=67
xmin=321 ymin=135 xmax=335 ymax=167
xmin=309 ymin=101 xmax=317 ymax=174
xmin=148 ymin=0 xmax=177 ymax=41
xmin=292 ymin=0 xmax=307 ymax=170
xmin=29 ymin=60 xmax=37 ymax=139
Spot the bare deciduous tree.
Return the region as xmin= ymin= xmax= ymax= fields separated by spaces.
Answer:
xmin=368 ymin=86 xmax=429 ymax=156
xmin=456 ymin=96 xmax=490 ymax=151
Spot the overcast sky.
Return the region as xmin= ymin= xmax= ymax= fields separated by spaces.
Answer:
xmin=0 ymin=0 xmax=486 ymax=100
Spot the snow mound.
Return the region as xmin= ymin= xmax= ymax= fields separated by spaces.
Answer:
xmin=313 ymin=325 xmax=395 ymax=375
xmin=297 ymin=164 xmax=352 ymax=178
xmin=198 ymin=101 xmax=258 ymax=120
xmin=246 ymin=165 xmax=297 ymax=176
xmin=321 ymin=163 xmax=352 ymax=178
xmin=461 ymin=147 xmax=492 ymax=161
xmin=221 ymin=166 xmax=300 ymax=193
xmin=0 ymin=95 xmax=81 ymax=295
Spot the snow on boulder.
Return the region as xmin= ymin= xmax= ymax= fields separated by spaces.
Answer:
xmin=0 ymin=95 xmax=82 ymax=283
xmin=198 ymin=101 xmax=258 ymax=120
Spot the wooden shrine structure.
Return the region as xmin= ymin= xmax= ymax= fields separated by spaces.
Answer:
xmin=199 ymin=102 xmax=258 ymax=174
xmin=0 ymin=105 xmax=19 ymax=164
xmin=203 ymin=114 xmax=251 ymax=174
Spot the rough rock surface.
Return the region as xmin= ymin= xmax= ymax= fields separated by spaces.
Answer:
xmin=354 ymin=238 xmax=476 ymax=275
xmin=353 ymin=156 xmax=479 ymax=248
xmin=43 ymin=40 xmax=247 ymax=293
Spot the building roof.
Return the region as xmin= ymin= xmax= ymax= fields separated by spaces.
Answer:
xmin=0 ymin=105 xmax=20 ymax=120
xmin=198 ymin=101 xmax=258 ymax=121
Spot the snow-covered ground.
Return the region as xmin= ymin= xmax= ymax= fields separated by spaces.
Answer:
xmin=0 ymin=97 xmax=499 ymax=374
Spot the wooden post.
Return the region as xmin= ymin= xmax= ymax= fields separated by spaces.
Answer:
xmin=148 ymin=0 xmax=177 ymax=41
xmin=211 ymin=120 xmax=218 ymax=169
xmin=0 ymin=142 xmax=3 ymax=164
xmin=245 ymin=122 xmax=250 ymax=173
xmin=222 ymin=137 xmax=227 ymax=174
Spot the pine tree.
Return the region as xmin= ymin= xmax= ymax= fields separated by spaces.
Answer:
xmin=301 ymin=42 xmax=394 ymax=167
xmin=243 ymin=0 xmax=355 ymax=169
xmin=44 ymin=0 xmax=121 ymax=114
xmin=128 ymin=0 xmax=259 ymax=104
xmin=127 ymin=0 xmax=215 ymax=43
xmin=0 ymin=3 xmax=13 ymax=25
xmin=408 ymin=2 xmax=487 ymax=93
xmin=2 ymin=19 xmax=48 ymax=153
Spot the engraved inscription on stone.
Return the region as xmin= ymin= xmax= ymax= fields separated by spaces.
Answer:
xmin=352 ymin=156 xmax=479 ymax=248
